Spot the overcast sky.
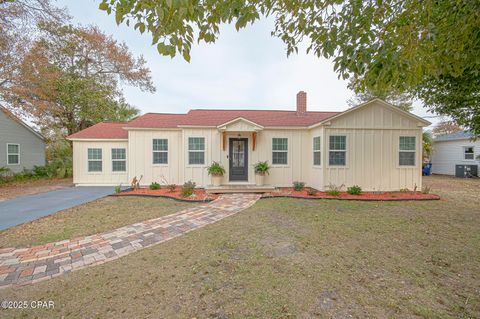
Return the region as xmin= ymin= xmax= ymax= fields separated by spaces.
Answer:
xmin=57 ymin=0 xmax=436 ymax=127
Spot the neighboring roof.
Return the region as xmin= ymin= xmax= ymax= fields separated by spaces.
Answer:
xmin=434 ymin=131 xmax=474 ymax=142
xmin=124 ymin=109 xmax=339 ymax=129
xmin=67 ymin=122 xmax=128 ymax=139
xmin=0 ymin=107 xmax=45 ymax=141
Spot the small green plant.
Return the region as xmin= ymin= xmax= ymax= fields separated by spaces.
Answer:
xmin=399 ymin=188 xmax=410 ymax=192
xmin=115 ymin=184 xmax=122 ymax=193
xmin=347 ymin=185 xmax=362 ymax=195
xmin=326 ymin=183 xmax=343 ymax=196
xmin=149 ymin=182 xmax=161 ymax=190
xmin=307 ymin=188 xmax=318 ymax=196
xmin=422 ymin=186 xmax=431 ymax=194
xmin=167 ymin=184 xmax=176 ymax=192
xmin=207 ymin=161 xmax=226 ymax=176
xmin=254 ymin=161 xmax=270 ymax=175
xmin=181 ymin=180 xmax=196 ymax=197
xmin=293 ymin=181 xmax=305 ymax=191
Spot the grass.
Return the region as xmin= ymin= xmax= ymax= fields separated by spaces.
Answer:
xmin=0 ymin=197 xmax=195 ymax=248
xmin=0 ymin=175 xmax=479 ymax=318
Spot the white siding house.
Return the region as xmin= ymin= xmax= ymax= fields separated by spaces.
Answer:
xmin=432 ymin=132 xmax=480 ymax=176
xmin=68 ymin=94 xmax=431 ymax=191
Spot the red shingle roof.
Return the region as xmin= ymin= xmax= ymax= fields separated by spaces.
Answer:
xmin=68 ymin=109 xmax=340 ymax=139
xmin=68 ymin=122 xmax=128 ymax=139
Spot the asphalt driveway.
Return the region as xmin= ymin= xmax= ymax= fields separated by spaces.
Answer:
xmin=0 ymin=186 xmax=115 ymax=231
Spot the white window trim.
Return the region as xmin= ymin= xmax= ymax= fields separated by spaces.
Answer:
xmin=313 ymin=136 xmax=321 ymax=167
xmin=328 ymin=135 xmax=347 ymax=167
xmin=111 ymin=148 xmax=127 ymax=173
xmin=152 ymin=139 xmax=169 ymax=166
xmin=6 ymin=143 xmax=20 ymax=165
xmin=463 ymin=146 xmax=475 ymax=161
xmin=187 ymin=136 xmax=206 ymax=167
xmin=271 ymin=137 xmax=289 ymax=166
xmin=87 ymin=148 xmax=103 ymax=173
xmin=398 ymin=136 xmax=416 ymax=167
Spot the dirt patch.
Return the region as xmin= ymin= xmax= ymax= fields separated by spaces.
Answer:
xmin=0 ymin=178 xmax=73 ymax=201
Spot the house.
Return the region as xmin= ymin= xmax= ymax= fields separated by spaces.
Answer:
xmin=431 ymin=131 xmax=479 ymax=176
xmin=0 ymin=107 xmax=45 ymax=173
xmin=67 ymin=92 xmax=431 ymax=191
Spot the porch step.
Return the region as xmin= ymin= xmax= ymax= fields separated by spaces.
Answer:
xmin=205 ymin=184 xmax=276 ymax=194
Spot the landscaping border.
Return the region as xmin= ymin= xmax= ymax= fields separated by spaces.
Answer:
xmin=261 ymin=194 xmax=440 ymax=201
xmin=111 ymin=188 xmax=218 ymax=203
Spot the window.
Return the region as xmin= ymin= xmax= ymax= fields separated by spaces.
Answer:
xmin=464 ymin=146 xmax=474 ymax=160
xmin=313 ymin=136 xmax=321 ymax=166
xmin=153 ymin=139 xmax=168 ymax=164
xmin=272 ymin=138 xmax=288 ymax=165
xmin=399 ymin=136 xmax=416 ymax=166
xmin=112 ymin=148 xmax=126 ymax=172
xmin=188 ymin=137 xmax=205 ymax=165
xmin=7 ymin=143 xmax=19 ymax=165
xmin=88 ymin=148 xmax=102 ymax=172
xmin=329 ymin=136 xmax=346 ymax=166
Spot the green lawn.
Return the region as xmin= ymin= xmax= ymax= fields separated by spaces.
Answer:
xmin=0 ymin=175 xmax=478 ymax=318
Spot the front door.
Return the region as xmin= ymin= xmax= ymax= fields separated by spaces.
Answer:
xmin=229 ymin=138 xmax=248 ymax=181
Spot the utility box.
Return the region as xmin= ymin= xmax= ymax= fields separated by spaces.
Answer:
xmin=455 ymin=164 xmax=478 ymax=178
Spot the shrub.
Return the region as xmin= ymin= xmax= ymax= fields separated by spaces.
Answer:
xmin=422 ymin=186 xmax=431 ymax=194
xmin=307 ymin=188 xmax=317 ymax=196
xmin=149 ymin=182 xmax=161 ymax=190
xmin=293 ymin=181 xmax=305 ymax=191
xmin=347 ymin=185 xmax=362 ymax=195
xmin=115 ymin=184 xmax=122 ymax=193
xmin=33 ymin=165 xmax=49 ymax=177
xmin=326 ymin=183 xmax=343 ymax=196
xmin=207 ymin=161 xmax=226 ymax=176
xmin=254 ymin=161 xmax=270 ymax=175
xmin=167 ymin=184 xmax=176 ymax=192
xmin=181 ymin=180 xmax=196 ymax=197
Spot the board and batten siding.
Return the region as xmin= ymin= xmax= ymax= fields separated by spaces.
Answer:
xmin=322 ymin=101 xmax=423 ymax=191
xmin=72 ymin=140 xmax=128 ymax=185
xmin=0 ymin=109 xmax=45 ymax=172
xmin=432 ymin=139 xmax=480 ymax=175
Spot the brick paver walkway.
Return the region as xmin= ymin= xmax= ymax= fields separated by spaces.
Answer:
xmin=0 ymin=194 xmax=260 ymax=289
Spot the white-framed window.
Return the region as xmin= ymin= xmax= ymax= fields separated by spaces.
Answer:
xmin=111 ymin=148 xmax=126 ymax=172
xmin=329 ymin=135 xmax=346 ymax=166
xmin=188 ymin=137 xmax=205 ymax=165
xmin=313 ymin=136 xmax=321 ymax=166
xmin=464 ymin=146 xmax=474 ymax=160
xmin=153 ymin=139 xmax=168 ymax=164
xmin=6 ymin=143 xmax=20 ymax=165
xmin=399 ymin=136 xmax=416 ymax=166
xmin=87 ymin=148 xmax=102 ymax=172
xmin=272 ymin=138 xmax=288 ymax=165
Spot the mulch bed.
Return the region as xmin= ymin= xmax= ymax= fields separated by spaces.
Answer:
xmin=263 ymin=187 xmax=440 ymax=201
xmin=112 ymin=187 xmax=219 ymax=202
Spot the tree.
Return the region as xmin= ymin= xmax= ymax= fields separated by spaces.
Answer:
xmin=6 ymin=22 xmax=154 ymax=137
xmin=347 ymin=83 xmax=413 ymax=112
xmin=432 ymin=120 xmax=463 ymax=137
xmin=0 ymin=0 xmax=67 ymax=94
xmin=99 ymin=0 xmax=480 ymax=135
xmin=422 ymin=131 xmax=433 ymax=160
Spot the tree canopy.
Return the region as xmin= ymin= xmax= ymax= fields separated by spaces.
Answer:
xmin=100 ymin=0 xmax=480 ymax=135
xmin=3 ymin=20 xmax=155 ymax=136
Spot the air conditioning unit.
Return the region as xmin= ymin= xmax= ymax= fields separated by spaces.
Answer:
xmin=455 ymin=165 xmax=478 ymax=178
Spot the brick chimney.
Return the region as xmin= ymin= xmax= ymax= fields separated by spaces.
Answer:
xmin=296 ymin=91 xmax=307 ymax=115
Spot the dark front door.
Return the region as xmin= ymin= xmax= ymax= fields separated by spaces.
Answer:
xmin=229 ymin=138 xmax=248 ymax=181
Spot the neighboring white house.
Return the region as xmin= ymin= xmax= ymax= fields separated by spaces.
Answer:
xmin=67 ymin=93 xmax=431 ymax=191
xmin=432 ymin=131 xmax=479 ymax=176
